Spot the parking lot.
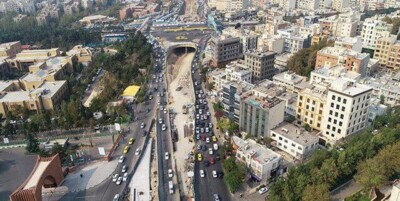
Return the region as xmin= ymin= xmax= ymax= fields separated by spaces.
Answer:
xmin=0 ymin=147 xmax=36 ymax=201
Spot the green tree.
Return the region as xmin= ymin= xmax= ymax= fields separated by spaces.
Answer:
xmin=302 ymin=184 xmax=330 ymax=201
xmin=26 ymin=133 xmax=40 ymax=153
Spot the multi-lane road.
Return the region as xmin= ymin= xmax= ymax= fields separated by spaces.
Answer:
xmin=191 ymin=38 xmax=231 ymax=201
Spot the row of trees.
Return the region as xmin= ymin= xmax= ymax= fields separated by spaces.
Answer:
xmin=268 ymin=107 xmax=400 ymax=201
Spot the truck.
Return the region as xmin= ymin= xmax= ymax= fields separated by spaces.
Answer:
xmin=182 ymin=105 xmax=188 ymax=114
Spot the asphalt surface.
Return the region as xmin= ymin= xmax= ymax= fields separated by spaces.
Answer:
xmin=151 ymin=27 xmax=213 ymax=43
xmin=192 ymin=37 xmax=231 ymax=201
xmin=0 ymin=148 xmax=36 ymax=201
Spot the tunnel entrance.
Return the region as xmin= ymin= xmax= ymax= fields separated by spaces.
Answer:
xmin=167 ymin=46 xmax=197 ymax=66
xmin=171 ymin=46 xmax=196 ymax=56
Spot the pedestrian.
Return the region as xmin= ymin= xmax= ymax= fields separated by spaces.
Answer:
xmin=80 ymin=173 xmax=83 ymax=178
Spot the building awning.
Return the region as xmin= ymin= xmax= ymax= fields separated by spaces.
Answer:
xmin=121 ymin=85 xmax=140 ymax=97
xmin=248 ymin=171 xmax=262 ymax=182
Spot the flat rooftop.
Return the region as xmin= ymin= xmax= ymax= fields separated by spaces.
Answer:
xmin=331 ymin=78 xmax=372 ymax=96
xmin=31 ymin=81 xmax=66 ymax=98
xmin=272 ymin=122 xmax=320 ymax=147
xmin=241 ymin=91 xmax=283 ymax=109
xmin=232 ymin=136 xmax=281 ymax=165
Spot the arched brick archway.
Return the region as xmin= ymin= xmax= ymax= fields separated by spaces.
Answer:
xmin=10 ymin=154 xmax=64 ymax=201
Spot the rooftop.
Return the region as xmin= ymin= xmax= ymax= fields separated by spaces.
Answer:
xmin=232 ymin=136 xmax=281 ymax=165
xmin=272 ymin=122 xmax=320 ymax=147
xmin=241 ymin=90 xmax=283 ymax=110
xmin=330 ymin=78 xmax=372 ymax=96
xmin=31 ymin=81 xmax=66 ymax=98
xmin=122 ymin=85 xmax=141 ymax=97
xmin=245 ymin=50 xmax=276 ymax=58
xmin=273 ymin=71 xmax=306 ymax=84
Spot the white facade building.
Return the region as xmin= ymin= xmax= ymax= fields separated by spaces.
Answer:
xmin=321 ymin=79 xmax=372 ymax=143
xmin=361 ymin=17 xmax=393 ymax=50
xmin=232 ymin=136 xmax=282 ymax=181
xmin=270 ymin=122 xmax=320 ymax=160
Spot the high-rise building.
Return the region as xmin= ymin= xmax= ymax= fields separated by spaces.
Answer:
xmin=361 ymin=17 xmax=393 ymax=50
xmin=321 ymin=79 xmax=372 ymax=142
xmin=222 ymin=81 xmax=254 ymax=124
xmin=239 ymin=91 xmax=285 ymax=138
xmin=244 ymin=51 xmax=277 ymax=82
xmin=210 ymin=35 xmax=242 ymax=67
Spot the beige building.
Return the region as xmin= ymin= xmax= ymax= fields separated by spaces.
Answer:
xmin=6 ymin=48 xmax=61 ymax=71
xmin=373 ymin=35 xmax=400 ymax=71
xmin=67 ymin=45 xmax=93 ymax=66
xmin=297 ymin=84 xmax=329 ymax=130
xmin=0 ymin=80 xmax=68 ymax=117
xmin=0 ymin=41 xmax=22 ymax=57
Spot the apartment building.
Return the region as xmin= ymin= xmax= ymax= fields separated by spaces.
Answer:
xmin=239 ymin=91 xmax=285 ymax=138
xmin=315 ymin=46 xmax=370 ymax=77
xmin=373 ymin=35 xmax=400 ymax=71
xmin=273 ymin=71 xmax=311 ymax=93
xmin=222 ymin=27 xmax=259 ymax=53
xmin=297 ymin=0 xmax=320 ymax=11
xmin=361 ymin=17 xmax=393 ymax=50
xmin=334 ymin=37 xmax=363 ymax=53
xmin=297 ymin=84 xmax=329 ymax=130
xmin=210 ymin=35 xmax=242 ymax=67
xmin=310 ymin=65 xmax=361 ymax=85
xmin=232 ymin=136 xmax=282 ymax=181
xmin=270 ymin=122 xmax=319 ymax=160
xmin=222 ymin=81 xmax=254 ymax=124
xmin=321 ymin=79 xmax=372 ymax=142
xmin=279 ymin=0 xmax=296 ymax=10
xmin=252 ymin=80 xmax=297 ymax=117
xmin=257 ymin=34 xmax=284 ymax=54
xmin=332 ymin=0 xmax=350 ymax=12
xmin=225 ymin=61 xmax=253 ymax=83
xmin=244 ymin=51 xmax=277 ymax=82
xmin=208 ymin=0 xmax=249 ymax=12
xmin=359 ymin=72 xmax=400 ymax=106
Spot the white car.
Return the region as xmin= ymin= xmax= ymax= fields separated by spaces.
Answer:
xmin=208 ymin=148 xmax=213 ymax=155
xmin=212 ymin=170 xmax=217 ymax=178
xmin=135 ymin=148 xmax=141 ymax=155
xmin=196 ymin=127 xmax=200 ymax=134
xmin=168 ymin=169 xmax=173 ymax=178
xmin=113 ymin=194 xmax=120 ymax=201
xmin=159 ymin=118 xmax=163 ymax=124
xmin=162 ymin=124 xmax=166 ymax=131
xmin=200 ymin=127 xmax=204 ymax=133
xmin=116 ymin=177 xmax=122 ymax=185
xmin=206 ymin=137 xmax=210 ymax=143
xmin=209 ymin=123 xmax=213 ymax=128
xmin=140 ymin=123 xmax=145 ymax=129
xmin=196 ymin=114 xmax=199 ymax=120
xmin=165 ymin=152 xmax=170 ymax=160
xmin=122 ymin=165 xmax=127 ymax=173
xmin=205 ymin=127 xmax=209 ymax=133
xmin=199 ymin=109 xmax=202 ymax=114
xmin=200 ymin=169 xmax=205 ymax=178
xmin=206 ymin=111 xmax=210 ymax=116
xmin=118 ymin=156 xmax=125 ymax=163
xmin=258 ymin=187 xmax=269 ymax=194
xmin=123 ymin=173 xmax=128 ymax=181
xmin=112 ymin=174 xmax=119 ymax=182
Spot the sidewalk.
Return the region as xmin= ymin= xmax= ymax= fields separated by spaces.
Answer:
xmin=62 ymin=159 xmax=118 ymax=192
xmin=130 ymin=138 xmax=153 ymax=201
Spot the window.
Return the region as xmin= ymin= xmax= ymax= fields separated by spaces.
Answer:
xmin=331 ymin=103 xmax=334 ymax=107
xmin=284 ymin=139 xmax=288 ymax=143
xmin=342 ymin=106 xmax=345 ymax=111
xmin=292 ymin=143 xmax=295 ymax=147
xmin=272 ymin=133 xmax=276 ymax=137
xmin=338 ymin=97 xmax=341 ymax=102
xmin=339 ymin=121 xmax=343 ymax=126
xmin=279 ymin=137 xmax=282 ymax=140
xmin=332 ymin=95 xmax=336 ymax=100
xmin=343 ymin=99 xmax=347 ymax=104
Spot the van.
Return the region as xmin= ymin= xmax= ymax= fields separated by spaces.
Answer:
xmin=213 ymin=143 xmax=218 ymax=151
xmin=169 ymin=181 xmax=174 ymax=194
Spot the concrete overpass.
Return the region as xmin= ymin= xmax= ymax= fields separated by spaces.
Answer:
xmin=10 ymin=154 xmax=64 ymax=201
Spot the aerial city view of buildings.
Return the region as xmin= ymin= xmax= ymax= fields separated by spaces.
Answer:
xmin=0 ymin=0 xmax=400 ymax=200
